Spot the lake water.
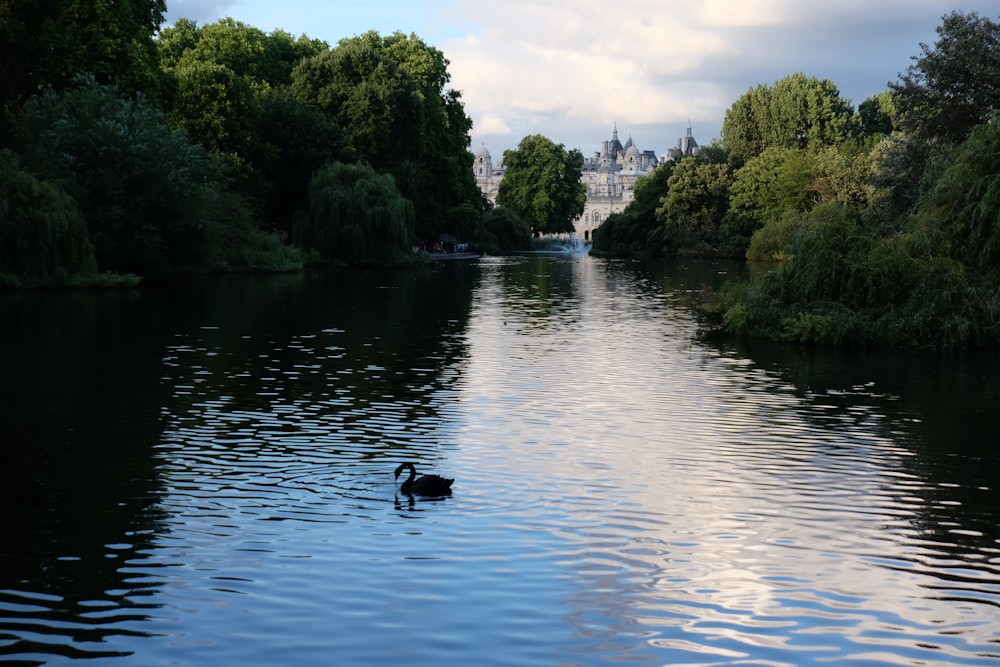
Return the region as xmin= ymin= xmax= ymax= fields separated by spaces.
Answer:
xmin=1 ymin=253 xmax=998 ymax=666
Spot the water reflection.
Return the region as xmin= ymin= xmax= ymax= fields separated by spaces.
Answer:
xmin=0 ymin=256 xmax=998 ymax=666
xmin=0 ymin=289 xmax=168 ymax=662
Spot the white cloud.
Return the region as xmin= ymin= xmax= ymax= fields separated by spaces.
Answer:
xmin=437 ymin=0 xmax=999 ymax=156
xmin=476 ymin=113 xmax=513 ymax=136
xmin=161 ymin=0 xmax=1000 ymax=158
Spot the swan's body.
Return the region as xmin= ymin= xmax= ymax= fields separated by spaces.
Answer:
xmin=394 ymin=462 xmax=454 ymax=496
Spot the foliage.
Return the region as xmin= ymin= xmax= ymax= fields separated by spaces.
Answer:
xmin=297 ymin=161 xmax=415 ymax=264
xmin=291 ymin=33 xmax=421 ymax=167
xmin=745 ymin=210 xmax=801 ymax=262
xmin=378 ymin=32 xmax=480 ymax=243
xmin=158 ymin=18 xmax=327 ymax=87
xmin=723 ymin=13 xmax=1000 ymax=348
xmin=255 ymin=87 xmax=352 ymax=233
xmin=591 ymin=162 xmax=675 ymax=256
xmin=916 ymin=121 xmax=1000 ymax=271
xmin=291 ymin=31 xmax=479 ymax=242
xmin=722 ymin=73 xmax=857 ymax=164
xmin=0 ymin=0 xmax=166 ymax=128
xmin=0 ymin=149 xmax=97 ymax=284
xmin=12 ymin=76 xmax=288 ymax=275
xmin=156 ymin=19 xmax=336 ymax=227
xmin=166 ymin=59 xmax=260 ymax=164
xmin=476 ymin=207 xmax=533 ymax=254
xmin=653 ymin=156 xmax=732 ymax=255
xmin=875 ymin=11 xmax=1000 ymax=219
xmin=857 ymin=91 xmax=896 ymax=137
xmin=497 ymin=134 xmax=586 ymax=234
xmin=890 ymin=11 xmax=1000 ymax=147
xmin=724 ymin=201 xmax=994 ymax=348
xmin=729 ymin=147 xmax=816 ymax=227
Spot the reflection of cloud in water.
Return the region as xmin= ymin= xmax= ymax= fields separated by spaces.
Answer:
xmin=453 ymin=256 xmax=997 ymax=662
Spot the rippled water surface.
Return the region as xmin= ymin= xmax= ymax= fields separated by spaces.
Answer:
xmin=1 ymin=255 xmax=999 ymax=666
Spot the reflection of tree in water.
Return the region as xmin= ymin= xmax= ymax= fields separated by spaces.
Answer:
xmin=154 ymin=265 xmax=478 ymax=459
xmin=0 ymin=291 xmax=170 ymax=662
xmin=722 ymin=339 xmax=1000 ymax=562
xmin=0 ymin=264 xmax=482 ymax=663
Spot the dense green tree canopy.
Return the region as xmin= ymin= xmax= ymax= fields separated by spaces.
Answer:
xmin=11 ymin=76 xmax=299 ymax=274
xmin=155 ymin=18 xmax=347 ymax=231
xmin=297 ymin=161 xmax=415 ymax=264
xmin=0 ymin=0 xmax=165 ymax=127
xmin=291 ymin=31 xmax=479 ymax=241
xmin=0 ymin=149 xmax=97 ymax=283
xmin=722 ymin=73 xmax=857 ymax=163
xmin=158 ymin=18 xmax=327 ymax=88
xmin=728 ymin=147 xmax=816 ymax=226
xmin=858 ymin=91 xmax=897 ymax=137
xmin=478 ymin=207 xmax=533 ymax=254
xmin=167 ymin=59 xmax=259 ymax=163
xmin=291 ymin=33 xmax=422 ymax=167
xmin=255 ymin=87 xmax=352 ymax=232
xmin=890 ymin=11 xmax=1000 ymax=147
xmin=497 ymin=135 xmax=586 ymax=234
xmin=874 ymin=11 xmax=1000 ymax=220
xmin=653 ymin=156 xmax=732 ymax=254
xmin=917 ymin=121 xmax=1000 ymax=272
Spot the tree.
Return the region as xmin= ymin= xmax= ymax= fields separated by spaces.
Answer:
xmin=722 ymin=73 xmax=857 ymax=164
xmin=0 ymin=0 xmax=165 ymax=122
xmin=255 ymin=87 xmax=352 ymax=233
xmin=478 ymin=207 xmax=532 ymax=254
xmin=296 ymin=161 xmax=415 ymax=264
xmin=156 ymin=18 xmax=336 ymax=230
xmin=166 ymin=59 xmax=259 ymax=164
xmin=12 ymin=76 xmax=295 ymax=275
xmin=497 ymin=134 xmax=586 ymax=234
xmin=858 ymin=91 xmax=896 ymax=137
xmin=591 ymin=162 xmax=674 ymax=256
xmin=375 ymin=32 xmax=479 ymax=242
xmin=874 ymin=11 xmax=1000 ymax=221
xmin=157 ymin=18 xmax=327 ymax=88
xmin=291 ymin=31 xmax=479 ymax=241
xmin=291 ymin=34 xmax=422 ymax=168
xmin=917 ymin=121 xmax=1000 ymax=272
xmin=0 ymin=149 xmax=97 ymax=283
xmin=890 ymin=11 xmax=1000 ymax=147
xmin=729 ymin=147 xmax=816 ymax=227
xmin=654 ymin=156 xmax=732 ymax=254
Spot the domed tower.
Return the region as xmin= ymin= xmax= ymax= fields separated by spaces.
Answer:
xmin=624 ymin=142 xmax=640 ymax=171
xmin=474 ymin=143 xmax=493 ymax=177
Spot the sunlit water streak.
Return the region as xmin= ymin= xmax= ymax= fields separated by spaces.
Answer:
xmin=1 ymin=256 xmax=998 ymax=666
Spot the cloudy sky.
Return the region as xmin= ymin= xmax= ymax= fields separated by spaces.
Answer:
xmin=163 ymin=1 xmax=997 ymax=160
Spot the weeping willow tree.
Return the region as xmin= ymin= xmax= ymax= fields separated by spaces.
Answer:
xmin=297 ymin=161 xmax=415 ymax=263
xmin=0 ymin=150 xmax=97 ymax=286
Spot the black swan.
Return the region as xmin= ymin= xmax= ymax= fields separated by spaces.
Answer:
xmin=394 ymin=462 xmax=454 ymax=496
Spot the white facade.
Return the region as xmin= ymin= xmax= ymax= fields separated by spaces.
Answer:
xmin=474 ymin=125 xmax=699 ymax=240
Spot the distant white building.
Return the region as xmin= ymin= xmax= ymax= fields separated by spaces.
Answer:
xmin=474 ymin=124 xmax=700 ymax=240
xmin=472 ymin=143 xmax=502 ymax=203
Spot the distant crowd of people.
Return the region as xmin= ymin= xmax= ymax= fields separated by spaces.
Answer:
xmin=414 ymin=241 xmax=473 ymax=254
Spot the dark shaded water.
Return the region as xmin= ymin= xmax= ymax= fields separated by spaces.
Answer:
xmin=1 ymin=255 xmax=998 ymax=666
